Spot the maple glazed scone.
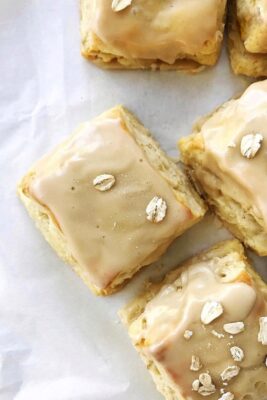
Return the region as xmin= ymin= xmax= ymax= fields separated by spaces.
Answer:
xmin=120 ymin=240 xmax=267 ymax=400
xmin=180 ymin=80 xmax=267 ymax=256
xmin=80 ymin=0 xmax=227 ymax=70
xmin=18 ymin=106 xmax=206 ymax=296
xmin=228 ymin=0 xmax=267 ymax=77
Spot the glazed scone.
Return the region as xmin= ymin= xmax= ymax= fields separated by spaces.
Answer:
xmin=228 ymin=0 xmax=267 ymax=77
xmin=120 ymin=240 xmax=267 ymax=400
xmin=18 ymin=106 xmax=206 ymax=296
xmin=180 ymin=80 xmax=267 ymax=256
xmin=80 ymin=0 xmax=227 ymax=70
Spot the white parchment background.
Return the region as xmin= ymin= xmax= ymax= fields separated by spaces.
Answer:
xmin=0 ymin=1 xmax=266 ymax=399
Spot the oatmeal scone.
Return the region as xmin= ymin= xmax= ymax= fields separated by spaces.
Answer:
xmin=81 ymin=0 xmax=227 ymax=71
xmin=18 ymin=106 xmax=206 ymax=296
xmin=180 ymin=80 xmax=267 ymax=255
xmin=120 ymin=240 xmax=267 ymax=400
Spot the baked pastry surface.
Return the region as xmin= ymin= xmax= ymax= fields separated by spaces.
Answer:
xmin=120 ymin=240 xmax=267 ymax=400
xmin=180 ymin=80 xmax=267 ymax=256
xmin=18 ymin=106 xmax=206 ymax=296
xmin=81 ymin=0 xmax=227 ymax=70
xmin=228 ymin=0 xmax=267 ymax=77
xmin=237 ymin=0 xmax=267 ymax=54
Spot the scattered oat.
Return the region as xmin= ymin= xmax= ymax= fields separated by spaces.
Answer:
xmin=199 ymin=373 xmax=212 ymax=387
xmin=240 ymin=133 xmax=263 ymax=159
xmin=93 ymin=174 xmax=115 ymax=192
xmin=211 ymin=330 xmax=225 ymax=339
xmin=192 ymin=379 xmax=200 ymax=391
xmin=258 ymin=317 xmax=267 ymax=345
xmin=146 ymin=196 xmax=167 ymax=223
xmin=201 ymin=301 xmax=224 ymax=325
xmin=198 ymin=384 xmax=216 ymax=396
xmin=223 ymin=322 xmax=244 ymax=335
xmin=265 ymin=356 xmax=267 ymax=367
xmin=220 ymin=366 xmax=240 ymax=382
xmin=184 ymin=330 xmax=193 ymax=340
xmin=190 ymin=355 xmax=202 ymax=371
xmin=230 ymin=346 xmax=244 ymax=362
xmin=111 ymin=0 xmax=132 ymax=12
xmin=193 ymin=373 xmax=216 ymax=396
xmin=218 ymin=392 xmax=234 ymax=400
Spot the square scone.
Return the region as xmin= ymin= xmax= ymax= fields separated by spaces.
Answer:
xmin=120 ymin=240 xmax=267 ymax=400
xmin=180 ymin=80 xmax=267 ymax=256
xmin=80 ymin=0 xmax=227 ymax=71
xmin=228 ymin=0 xmax=267 ymax=77
xmin=18 ymin=106 xmax=206 ymax=296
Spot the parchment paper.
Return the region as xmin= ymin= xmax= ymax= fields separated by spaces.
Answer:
xmin=0 ymin=1 xmax=266 ymax=399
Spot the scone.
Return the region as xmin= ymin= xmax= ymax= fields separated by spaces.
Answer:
xmin=228 ymin=0 xmax=267 ymax=77
xmin=80 ymin=0 xmax=227 ymax=71
xmin=120 ymin=240 xmax=267 ymax=400
xmin=18 ymin=106 xmax=206 ymax=296
xmin=179 ymin=80 xmax=267 ymax=256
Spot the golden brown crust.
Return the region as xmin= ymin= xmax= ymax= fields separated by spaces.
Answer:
xmin=80 ymin=0 xmax=226 ymax=71
xmin=228 ymin=0 xmax=267 ymax=78
xmin=18 ymin=106 xmax=206 ymax=296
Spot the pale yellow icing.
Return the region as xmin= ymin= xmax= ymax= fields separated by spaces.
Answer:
xmin=90 ymin=0 xmax=224 ymax=63
xmin=199 ymin=80 xmax=267 ymax=230
xmin=129 ymin=256 xmax=267 ymax=398
xmin=30 ymin=117 xmax=192 ymax=290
